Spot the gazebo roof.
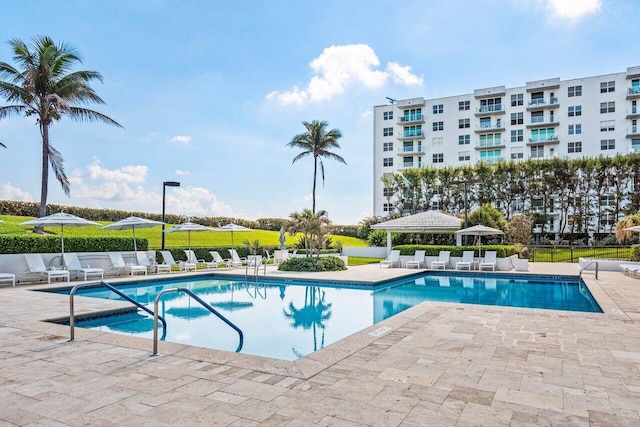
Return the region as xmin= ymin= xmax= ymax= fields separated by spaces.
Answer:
xmin=371 ymin=211 xmax=463 ymax=234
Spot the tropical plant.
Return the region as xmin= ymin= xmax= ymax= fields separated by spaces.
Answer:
xmin=242 ymin=239 xmax=260 ymax=255
xmin=287 ymin=120 xmax=346 ymax=213
xmin=505 ymin=214 xmax=533 ymax=245
xmin=615 ymin=213 xmax=640 ymax=243
xmin=0 ymin=36 xmax=123 ymax=222
xmin=286 ymin=209 xmax=331 ymax=257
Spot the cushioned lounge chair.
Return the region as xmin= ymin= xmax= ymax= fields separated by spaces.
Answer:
xmin=380 ymin=250 xmax=401 ymax=268
xmin=229 ymin=249 xmax=245 ymax=268
xmin=0 ymin=273 xmax=16 ymax=286
xmin=23 ymin=254 xmax=70 ymax=283
xmin=184 ymin=250 xmax=217 ymax=270
xmin=479 ymin=251 xmax=497 ymax=271
xmin=456 ymin=251 xmax=475 ymax=270
xmin=160 ymin=251 xmax=196 ymax=272
xmin=431 ymin=251 xmax=451 ymax=269
xmin=63 ymin=253 xmax=104 ymax=280
xmin=405 ymin=250 xmax=426 ymax=269
xmin=136 ymin=252 xmax=171 ymax=274
xmin=108 ymin=253 xmax=147 ymax=276
xmin=210 ymin=251 xmax=232 ymax=268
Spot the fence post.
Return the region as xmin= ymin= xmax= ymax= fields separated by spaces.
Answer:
xmin=570 ymin=246 xmax=574 ymax=263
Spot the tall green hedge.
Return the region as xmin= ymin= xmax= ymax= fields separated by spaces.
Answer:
xmin=393 ymin=245 xmax=517 ymax=258
xmin=0 ymin=235 xmax=146 ymax=254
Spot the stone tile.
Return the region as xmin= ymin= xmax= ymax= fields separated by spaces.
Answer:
xmin=221 ymin=379 xmax=288 ymax=402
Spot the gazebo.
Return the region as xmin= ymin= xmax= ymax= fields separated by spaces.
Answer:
xmin=371 ymin=211 xmax=464 ymax=254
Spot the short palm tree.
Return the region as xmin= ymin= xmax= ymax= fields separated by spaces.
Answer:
xmin=287 ymin=209 xmax=331 ymax=257
xmin=287 ymin=120 xmax=346 ymax=213
xmin=0 ymin=36 xmax=123 ymax=220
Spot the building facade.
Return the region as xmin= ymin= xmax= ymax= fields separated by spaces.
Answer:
xmin=373 ymin=66 xmax=640 ymax=218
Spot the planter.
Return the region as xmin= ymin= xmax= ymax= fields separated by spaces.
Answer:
xmin=513 ymin=258 xmax=529 ymax=271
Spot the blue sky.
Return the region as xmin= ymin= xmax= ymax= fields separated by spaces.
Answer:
xmin=0 ymin=0 xmax=637 ymax=224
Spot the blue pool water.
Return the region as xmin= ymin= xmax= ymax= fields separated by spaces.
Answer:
xmin=63 ymin=273 xmax=601 ymax=360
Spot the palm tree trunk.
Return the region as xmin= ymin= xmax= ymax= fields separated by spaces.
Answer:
xmin=312 ymin=157 xmax=317 ymax=214
xmin=38 ymin=123 xmax=50 ymax=230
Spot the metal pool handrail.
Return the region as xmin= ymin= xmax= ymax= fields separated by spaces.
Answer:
xmin=152 ymin=287 xmax=244 ymax=355
xmin=579 ymin=260 xmax=598 ymax=280
xmin=69 ymin=281 xmax=167 ymax=341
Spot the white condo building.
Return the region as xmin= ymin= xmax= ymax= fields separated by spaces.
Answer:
xmin=373 ymin=66 xmax=640 ymax=217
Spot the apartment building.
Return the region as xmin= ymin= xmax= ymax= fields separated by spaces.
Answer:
xmin=373 ymin=66 xmax=640 ymax=218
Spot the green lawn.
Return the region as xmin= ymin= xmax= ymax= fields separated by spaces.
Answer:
xmin=0 ymin=214 xmax=367 ymax=250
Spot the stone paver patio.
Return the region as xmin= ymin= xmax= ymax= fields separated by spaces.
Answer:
xmin=1 ymin=262 xmax=639 ymax=426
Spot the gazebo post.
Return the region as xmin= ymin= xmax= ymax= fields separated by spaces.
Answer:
xmin=386 ymin=231 xmax=392 ymax=254
xmin=456 ymin=233 xmax=463 ymax=246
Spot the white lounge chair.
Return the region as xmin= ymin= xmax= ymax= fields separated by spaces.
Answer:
xmin=274 ymin=249 xmax=289 ymax=265
xmin=431 ymin=251 xmax=451 ymax=269
xmin=456 ymin=251 xmax=475 ymax=270
xmin=63 ymin=253 xmax=104 ymax=280
xmin=136 ymin=252 xmax=171 ymax=274
xmin=160 ymin=251 xmax=196 ymax=272
xmin=108 ymin=253 xmax=147 ymax=276
xmin=229 ymin=249 xmax=246 ymax=268
xmin=210 ymin=251 xmax=232 ymax=268
xmin=184 ymin=249 xmax=218 ymax=270
xmin=405 ymin=250 xmax=426 ymax=269
xmin=479 ymin=251 xmax=497 ymax=271
xmin=380 ymin=250 xmax=401 ymax=268
xmin=0 ymin=273 xmax=16 ymax=286
xmin=23 ymin=254 xmax=70 ymax=283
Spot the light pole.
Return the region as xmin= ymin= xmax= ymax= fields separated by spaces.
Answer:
xmin=162 ymin=181 xmax=180 ymax=250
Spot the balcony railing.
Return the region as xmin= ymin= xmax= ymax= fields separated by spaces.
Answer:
xmin=527 ymin=97 xmax=558 ymax=107
xmin=475 ymin=122 xmax=504 ymax=131
xmin=528 ymin=135 xmax=559 ymax=144
xmin=476 ymin=104 xmax=503 ymax=113
xmin=397 ymin=146 xmax=424 ymax=155
xmin=476 ymin=138 xmax=506 ymax=149
xmin=398 ymin=131 xmax=425 ymax=140
xmin=399 ymin=162 xmax=423 ymax=170
xmin=527 ymin=117 xmax=559 ymax=127
xmin=629 ymin=87 xmax=640 ymax=95
xmin=628 ymin=106 xmax=639 ymax=116
xmin=398 ymin=114 xmax=423 ymax=124
xmin=628 ymin=125 xmax=639 ymax=136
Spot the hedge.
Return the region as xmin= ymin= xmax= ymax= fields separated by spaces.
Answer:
xmin=392 ymin=245 xmax=518 ymax=258
xmin=278 ymin=256 xmax=347 ymax=272
xmin=0 ymin=235 xmax=146 ymax=254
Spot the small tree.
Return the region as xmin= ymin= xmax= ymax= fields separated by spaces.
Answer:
xmin=506 ymin=214 xmax=533 ymax=245
xmin=467 ymin=203 xmax=506 ymax=230
xmin=287 ymin=209 xmax=331 ymax=257
xmin=615 ymin=213 xmax=640 ymax=243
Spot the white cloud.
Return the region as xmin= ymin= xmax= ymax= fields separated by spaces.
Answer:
xmin=175 ymin=169 xmax=190 ymax=176
xmin=360 ymin=110 xmax=373 ymax=119
xmin=170 ymin=135 xmax=192 ymax=144
xmin=83 ymin=158 xmax=147 ymax=184
xmin=546 ymin=0 xmax=601 ymax=20
xmin=267 ymin=44 xmax=423 ymax=105
xmin=0 ymin=183 xmax=34 ymax=201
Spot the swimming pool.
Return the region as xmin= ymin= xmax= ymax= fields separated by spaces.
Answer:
xmin=61 ymin=272 xmax=601 ymax=360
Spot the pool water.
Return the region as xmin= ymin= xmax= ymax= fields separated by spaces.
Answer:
xmin=66 ymin=273 xmax=601 ymax=360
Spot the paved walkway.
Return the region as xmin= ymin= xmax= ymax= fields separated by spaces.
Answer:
xmin=1 ymin=262 xmax=639 ymax=426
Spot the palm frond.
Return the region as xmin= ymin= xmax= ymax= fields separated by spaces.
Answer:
xmin=47 ymin=144 xmax=70 ymax=196
xmin=67 ymin=107 xmax=123 ymax=128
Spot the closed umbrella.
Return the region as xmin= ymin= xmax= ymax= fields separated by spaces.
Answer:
xmin=279 ymin=225 xmax=286 ymax=250
xmin=20 ymin=212 xmax=99 ymax=267
xmin=213 ymin=223 xmax=252 ymax=248
xmin=455 ymin=225 xmax=504 ymax=257
xmin=101 ymin=216 xmax=165 ymax=252
xmin=164 ymin=222 xmax=214 ymax=252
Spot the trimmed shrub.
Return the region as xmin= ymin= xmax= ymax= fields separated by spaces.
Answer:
xmin=0 ymin=235 xmax=146 ymax=254
xmin=630 ymin=244 xmax=640 ymax=261
xmin=278 ymin=256 xmax=346 ymax=272
xmin=392 ymin=244 xmax=518 ymax=258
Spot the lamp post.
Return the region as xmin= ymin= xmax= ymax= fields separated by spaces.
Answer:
xmin=161 ymin=181 xmax=180 ymax=250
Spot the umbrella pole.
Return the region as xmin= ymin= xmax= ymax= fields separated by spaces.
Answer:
xmin=133 ymin=226 xmax=137 ymax=252
xmin=61 ymin=224 xmax=65 ymax=268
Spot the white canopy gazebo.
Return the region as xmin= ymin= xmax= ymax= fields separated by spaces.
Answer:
xmin=371 ymin=211 xmax=463 ymax=254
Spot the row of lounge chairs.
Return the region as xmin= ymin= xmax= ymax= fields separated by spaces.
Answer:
xmin=380 ymin=250 xmax=498 ymax=271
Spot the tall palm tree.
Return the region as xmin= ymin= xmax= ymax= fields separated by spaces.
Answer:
xmin=0 ymin=36 xmax=122 ymax=220
xmin=287 ymin=120 xmax=346 ymax=213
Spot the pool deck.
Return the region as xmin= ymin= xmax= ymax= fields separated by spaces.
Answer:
xmin=1 ymin=262 xmax=639 ymax=426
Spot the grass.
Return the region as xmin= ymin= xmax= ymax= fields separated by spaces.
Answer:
xmin=347 ymin=257 xmax=383 ymax=266
xmin=0 ymin=214 xmax=367 ymax=250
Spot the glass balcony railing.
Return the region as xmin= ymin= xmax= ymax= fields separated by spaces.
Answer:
xmin=397 ymin=146 xmax=424 ymax=154
xmin=629 ymin=87 xmax=640 ymax=95
xmin=629 ymin=125 xmax=639 ymax=135
xmin=476 ymin=122 xmax=503 ymax=130
xmin=477 ymin=138 xmax=505 ymax=148
xmin=399 ymin=114 xmax=423 ymax=123
xmin=529 ymin=135 xmax=559 ymax=143
xmin=527 ymin=97 xmax=558 ymax=107
xmin=629 ymin=106 xmax=638 ymax=115
xmin=401 ymin=131 xmax=424 ymax=138
xmin=477 ymin=104 xmax=503 ymax=113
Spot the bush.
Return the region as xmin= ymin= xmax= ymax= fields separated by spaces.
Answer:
xmin=0 ymin=235 xmax=146 ymax=254
xmin=631 ymin=244 xmax=640 ymax=261
xmin=278 ymin=256 xmax=347 ymax=272
xmin=392 ymin=244 xmax=518 ymax=258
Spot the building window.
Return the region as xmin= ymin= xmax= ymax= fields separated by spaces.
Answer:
xmin=600 ymin=120 xmax=615 ymax=132
xmin=531 ymin=110 xmax=544 ymax=124
xmin=531 ymin=128 xmax=555 ymax=142
xmin=511 ymin=147 xmax=524 ymax=160
xmin=383 ymin=203 xmax=393 ymax=212
xmin=511 ymin=129 xmax=523 ymax=142
xmin=530 ymin=145 xmax=544 ymax=159
xmin=479 ymin=149 xmax=501 ymax=164
xmin=480 ymin=98 xmax=502 ymax=112
xmin=383 ymin=187 xmax=390 ymax=197
xmin=600 ymin=81 xmax=615 ymax=93
xmin=458 ymin=118 xmax=470 ymax=129
xmin=383 ymin=172 xmax=393 ymax=179
xmin=383 ymin=127 xmax=393 ymax=136
xmin=432 ymin=121 xmax=444 ymax=131
xmin=458 ymin=100 xmax=470 ymax=111
xmin=511 ymin=93 xmax=523 ymax=106
xmin=632 ymin=138 xmax=640 ymax=152
xmin=568 ymin=85 xmax=582 ymax=97
xmin=458 ymin=151 xmax=470 ymax=161
xmin=600 ymin=101 xmax=615 ymax=113
xmin=383 ymin=142 xmax=393 ymax=152
xmin=568 ymin=105 xmax=582 ymax=117
xmin=600 ymin=195 xmax=616 ymax=207
xmin=511 ymin=112 xmax=524 ymax=125
xmin=402 ymin=108 xmax=421 ymax=122
xmin=600 ymin=139 xmax=615 ymax=150
xmin=568 ymin=124 xmax=582 ymax=135
xmin=403 ymin=157 xmax=414 ymax=168
xmin=458 ymin=134 xmax=470 ymax=145
xmin=431 ymin=200 xmax=441 ymax=210
xmin=432 ymin=137 xmax=443 ymax=147
xmin=383 ymin=111 xmax=393 ymax=120
xmin=432 ymin=153 xmax=444 ymax=163
xmin=568 ymin=141 xmax=582 ymax=153
xmin=383 ymin=157 xmax=393 ymax=167
xmin=403 ymin=125 xmax=422 ymax=138
xmin=433 ymin=104 xmax=443 ymax=114
xmin=479 ymin=133 xmax=502 ymax=147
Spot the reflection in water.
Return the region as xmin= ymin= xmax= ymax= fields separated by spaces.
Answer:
xmin=283 ymin=286 xmax=333 ymax=354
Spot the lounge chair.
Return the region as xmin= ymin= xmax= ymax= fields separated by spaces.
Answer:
xmin=274 ymin=249 xmax=289 ymax=265
xmin=210 ymin=251 xmax=232 ymax=268
xmin=160 ymin=250 xmax=196 ymax=272
xmin=0 ymin=273 xmax=16 ymax=286
xmin=63 ymin=253 xmax=104 ymax=280
xmin=184 ymin=249 xmax=217 ymax=270
xmin=108 ymin=253 xmax=147 ymax=276
xmin=405 ymin=250 xmax=426 ymax=269
xmin=456 ymin=251 xmax=475 ymax=270
xmin=23 ymin=254 xmax=70 ymax=283
xmin=380 ymin=250 xmax=401 ymax=268
xmin=136 ymin=252 xmax=171 ymax=274
xmin=431 ymin=251 xmax=451 ymax=269
xmin=229 ymin=249 xmax=246 ymax=268
xmin=479 ymin=251 xmax=497 ymax=271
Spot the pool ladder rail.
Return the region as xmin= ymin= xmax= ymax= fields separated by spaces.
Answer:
xmin=579 ymin=260 xmax=599 ymax=280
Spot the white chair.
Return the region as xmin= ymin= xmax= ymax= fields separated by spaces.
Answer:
xmin=456 ymin=251 xmax=475 ymax=270
xmin=184 ymin=249 xmax=217 ymax=270
xmin=108 ymin=253 xmax=147 ymax=276
xmin=431 ymin=251 xmax=451 ymax=269
xmin=136 ymin=252 xmax=171 ymax=274
xmin=63 ymin=253 xmax=104 ymax=280
xmin=380 ymin=250 xmax=401 ymax=268
xmin=405 ymin=250 xmax=426 ymax=269
xmin=479 ymin=251 xmax=498 ymax=271
xmin=274 ymin=249 xmax=289 ymax=265
xmin=210 ymin=251 xmax=232 ymax=268
xmin=0 ymin=273 xmax=16 ymax=286
xmin=23 ymin=254 xmax=70 ymax=283
xmin=229 ymin=249 xmax=246 ymax=268
xmin=160 ymin=251 xmax=196 ymax=272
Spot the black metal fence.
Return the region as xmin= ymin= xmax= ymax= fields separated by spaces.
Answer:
xmin=529 ymin=246 xmax=631 ymax=263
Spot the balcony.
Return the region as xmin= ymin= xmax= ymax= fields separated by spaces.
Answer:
xmin=474 ymin=122 xmax=505 ymax=133
xmin=527 ymin=135 xmax=559 ymax=145
xmin=526 ymin=97 xmax=559 ymax=110
xmin=396 ymin=146 xmax=425 ymax=156
xmin=627 ymin=125 xmax=640 ymax=138
xmin=398 ymin=162 xmax=423 ymax=170
xmin=526 ymin=117 xmax=559 ymax=128
xmin=474 ymin=104 xmax=505 ymax=116
xmin=627 ymin=106 xmax=640 ymax=119
xmin=398 ymin=114 xmax=424 ymax=125
xmin=627 ymin=87 xmax=640 ymax=99
xmin=475 ymin=139 xmax=506 ymax=150
xmin=396 ymin=98 xmax=425 ymax=109
xmin=397 ymin=131 xmax=425 ymax=141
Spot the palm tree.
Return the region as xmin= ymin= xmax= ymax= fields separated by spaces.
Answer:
xmin=287 ymin=120 xmax=346 ymax=213
xmin=287 ymin=209 xmax=331 ymax=257
xmin=0 ymin=36 xmax=122 ymax=221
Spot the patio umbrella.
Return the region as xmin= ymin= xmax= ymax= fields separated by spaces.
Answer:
xmin=455 ymin=224 xmax=504 ymax=256
xmin=164 ymin=222 xmax=214 ymax=252
xmin=20 ymin=212 xmax=99 ymax=267
xmin=214 ymin=223 xmax=252 ymax=248
xmin=101 ymin=216 xmax=165 ymax=252
xmin=279 ymin=225 xmax=286 ymax=250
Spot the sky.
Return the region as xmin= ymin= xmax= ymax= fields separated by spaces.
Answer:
xmin=0 ymin=0 xmax=637 ymax=225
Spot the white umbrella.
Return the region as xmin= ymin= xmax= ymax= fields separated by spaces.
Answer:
xmin=101 ymin=216 xmax=165 ymax=252
xmin=20 ymin=212 xmax=100 ymax=266
xmin=213 ymin=223 xmax=252 ymax=248
xmin=455 ymin=224 xmax=504 ymax=256
xmin=164 ymin=222 xmax=214 ymax=252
